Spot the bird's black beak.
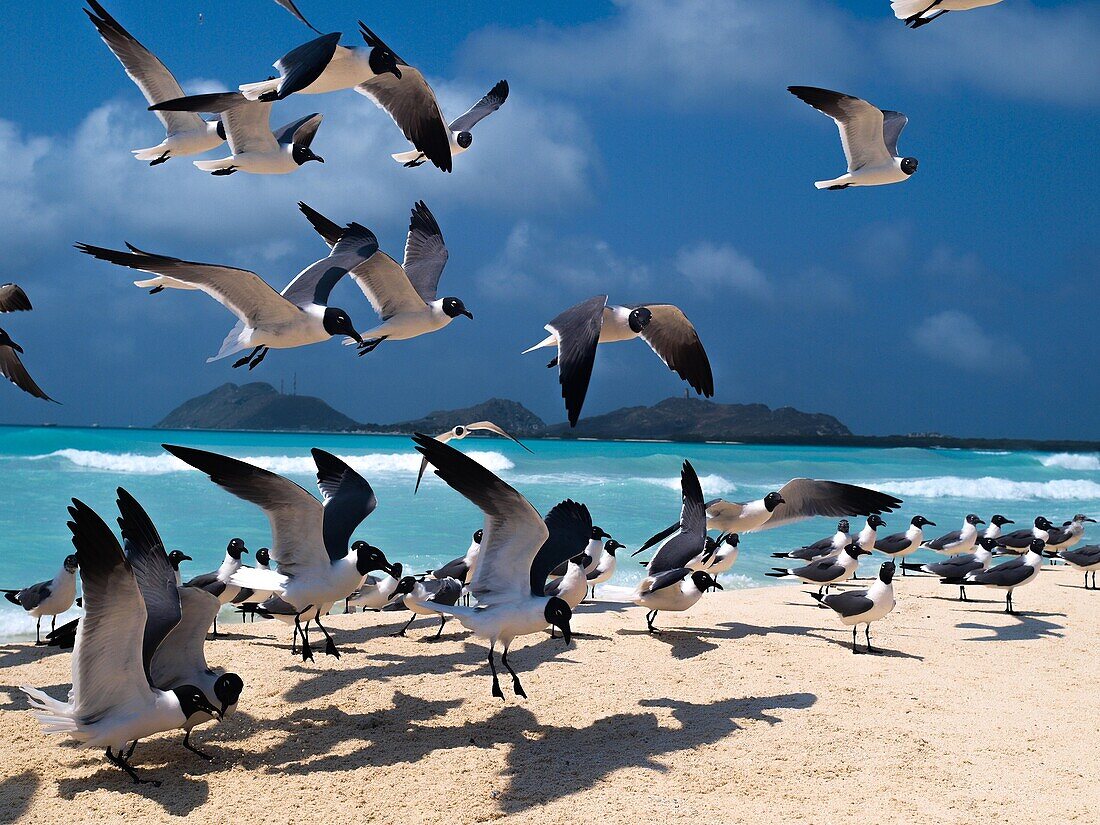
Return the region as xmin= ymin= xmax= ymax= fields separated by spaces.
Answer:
xmin=976 ymin=519 xmax=986 ymax=526
xmin=711 ymin=581 xmax=724 ymax=591
xmin=182 ymin=554 xmax=193 ymax=562
xmin=10 ymin=342 xmax=23 ymax=354
xmin=926 ymin=521 xmax=936 ymax=527
xmin=1085 ymin=517 xmax=1097 ymax=523
xmin=1003 ymin=519 xmax=1015 ymax=525
xmin=390 ymin=66 xmax=402 ymax=79
xmin=559 ymin=623 xmax=572 ymax=645
xmin=462 ymin=310 xmax=474 ymax=320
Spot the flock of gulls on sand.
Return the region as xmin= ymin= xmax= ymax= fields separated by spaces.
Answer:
xmin=1 ymin=0 xmax=1076 ymax=790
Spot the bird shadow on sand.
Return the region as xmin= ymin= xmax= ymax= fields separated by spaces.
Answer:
xmin=0 ymin=770 xmax=40 ymax=820
xmin=238 ymin=688 xmax=816 ymax=815
xmin=954 ymin=610 xmax=1066 ymax=642
xmin=0 ymin=641 xmax=68 ymax=670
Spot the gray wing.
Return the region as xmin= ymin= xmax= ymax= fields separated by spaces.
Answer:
xmin=412 ymin=434 xmax=547 ymax=607
xmin=465 ymin=422 xmax=533 ymax=453
xmin=312 ymin=448 xmax=377 ymax=562
xmin=348 ymin=252 xmax=426 ymax=322
xmin=530 ymin=500 xmax=592 ymax=597
xmin=969 ymin=557 xmax=1030 ymax=586
xmin=1044 ymin=525 xmax=1073 ymax=545
xmin=0 ymin=284 xmax=32 ymax=312
xmin=354 ymin=30 xmax=451 ymax=172
xmin=272 ymin=0 xmax=324 ymax=34
xmin=449 ymin=79 xmax=509 ymax=132
xmin=765 ymin=479 xmax=902 ymax=531
xmin=84 ymin=0 xmax=204 ymax=135
xmin=75 ymin=242 xmax=301 ymax=329
xmin=152 ymin=92 xmax=277 ymax=156
xmin=788 ymin=86 xmax=891 ymax=171
xmin=924 ymin=529 xmax=962 ymax=551
xmin=273 ymin=112 xmax=323 ymax=147
xmin=424 ymin=577 xmax=463 ymax=607
xmin=401 ymin=201 xmax=448 ymax=302
xmin=548 ymin=295 xmax=607 ymax=428
xmin=792 ymin=557 xmax=847 ymax=583
xmin=881 ymin=111 xmax=908 ymax=158
xmin=874 ymin=532 xmax=912 ymax=554
xmin=150 ymin=587 xmax=219 ymax=690
xmin=642 ymin=568 xmax=691 ymax=595
xmin=279 ymin=222 xmax=380 ymax=308
xmin=0 ymin=344 xmax=54 ymax=402
xmin=162 ymin=445 xmax=327 ymax=576
xmin=634 ymin=304 xmax=714 ymax=397
xmin=66 ymin=499 xmax=155 ymax=719
xmin=648 ymin=462 xmax=708 ymax=574
xmin=1061 ymin=546 xmax=1100 ymax=566
xmin=116 ymin=488 xmax=181 ymax=678
xmin=924 ymin=555 xmax=980 ymax=577
xmin=820 ymin=589 xmax=873 ymax=618
xmin=298 ymin=202 xmax=344 ymax=249
xmin=10 ymin=580 xmax=50 ymax=611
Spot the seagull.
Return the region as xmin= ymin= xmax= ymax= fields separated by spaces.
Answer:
xmin=586 ymin=539 xmax=625 ymax=598
xmin=549 ymin=525 xmax=612 ymax=579
xmin=771 ymin=520 xmax=851 ymax=562
xmin=2 ymin=555 xmax=79 ymax=644
xmin=297 ymin=201 xmax=473 ymax=356
xmin=76 ymin=220 xmax=373 ymax=369
xmin=168 ymin=550 xmax=192 ymax=586
xmin=543 ymin=553 xmax=591 ymax=611
xmin=151 ymin=92 xmax=324 ymax=175
xmin=410 ymin=433 xmax=582 ymax=699
xmin=891 ymin=0 xmax=1005 ymax=29
xmin=0 ymin=284 xmax=32 ymax=312
xmin=902 ymin=537 xmax=996 ymax=601
xmin=636 ymin=480 xmax=900 ymax=556
xmin=390 ymin=576 xmax=462 ymax=639
xmin=788 ymin=86 xmax=917 ymax=190
xmin=240 ymin=12 xmax=452 ymax=171
xmin=633 ymin=570 xmax=722 ymax=634
xmin=523 ymin=295 xmax=713 ymax=427
xmin=942 ymin=539 xmax=1046 ymax=614
xmin=392 ymin=79 xmax=509 ymax=168
xmin=83 ymin=1 xmax=225 ymax=165
xmin=811 ymin=561 xmax=897 ymax=654
xmin=163 ymin=444 xmax=398 ymax=661
xmin=1059 ymin=545 xmax=1100 ymax=590
xmin=855 ymin=515 xmax=887 ymax=552
xmin=182 ymin=538 xmax=248 ymax=635
xmin=346 ymin=564 xmax=405 ymax=611
xmin=1044 ymin=515 xmax=1095 ymax=555
xmin=231 ymin=547 xmax=276 ymax=620
xmin=116 ymin=488 xmax=243 ymax=760
xmin=874 ymin=515 xmax=935 ymax=574
xmin=983 ymin=514 xmax=1015 ymax=541
xmin=701 ymin=533 xmax=740 ymax=575
xmin=922 ymin=513 xmax=985 ymax=556
xmin=414 ymin=421 xmax=532 ymax=492
xmin=641 ymin=461 xmax=709 ymax=577
xmin=20 ymin=499 xmax=221 ymax=785
xmin=995 ymin=517 xmax=1054 ymax=555
xmin=765 ymin=542 xmax=870 ymax=593
xmin=425 ymin=529 xmax=482 ymax=605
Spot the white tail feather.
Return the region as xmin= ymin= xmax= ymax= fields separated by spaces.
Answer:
xmin=230 ymin=567 xmax=286 ymax=592
xmin=239 ymin=79 xmax=278 ymax=101
xmin=891 ymin=0 xmax=934 ymax=19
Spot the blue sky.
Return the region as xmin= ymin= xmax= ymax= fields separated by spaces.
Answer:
xmin=0 ymin=0 xmax=1096 ymax=438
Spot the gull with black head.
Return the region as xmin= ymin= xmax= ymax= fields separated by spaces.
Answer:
xmin=811 ymin=561 xmax=897 ymax=654
xmin=3 ymin=555 xmax=79 ymax=644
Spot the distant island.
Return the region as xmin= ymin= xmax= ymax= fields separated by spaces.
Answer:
xmin=155 ymin=382 xmax=1100 ymax=451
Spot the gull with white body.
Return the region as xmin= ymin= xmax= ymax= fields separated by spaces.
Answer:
xmin=2 ymin=555 xmax=79 ymax=644
xmin=392 ymin=79 xmax=509 ymax=168
xmin=922 ymin=513 xmax=985 ymax=556
xmin=812 ymin=561 xmax=897 ymax=654
xmin=891 ymin=0 xmax=1005 ymax=29
xmin=903 ymin=537 xmax=996 ymax=601
xmin=874 ymin=515 xmax=935 ymax=574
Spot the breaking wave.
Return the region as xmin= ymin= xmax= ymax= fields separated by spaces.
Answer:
xmin=874 ymin=476 xmax=1100 ymax=501
xmin=1039 ymin=453 xmax=1100 ymax=471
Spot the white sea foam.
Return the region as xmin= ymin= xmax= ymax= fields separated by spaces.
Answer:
xmin=1039 ymin=453 xmax=1100 ymax=471
xmin=0 ymin=606 xmax=82 ymax=641
xmin=873 ymin=476 xmax=1100 ymax=501
xmin=33 ymin=449 xmax=514 ymax=476
xmin=642 ymin=474 xmax=738 ymax=495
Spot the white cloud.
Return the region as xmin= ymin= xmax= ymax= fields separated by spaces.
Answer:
xmin=912 ymin=310 xmax=1026 ymax=371
xmin=675 ymin=240 xmax=771 ymax=298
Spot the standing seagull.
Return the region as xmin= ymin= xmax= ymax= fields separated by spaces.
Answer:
xmin=76 ymin=221 xmax=372 ymax=369
xmin=772 ymin=520 xmax=851 ymax=562
xmin=983 ymin=514 xmax=1015 ymax=542
xmin=164 ymin=445 xmax=398 ymax=661
xmin=83 ymin=1 xmax=225 ymax=164
xmin=524 ymin=295 xmax=713 ymax=427
xmin=392 ymin=79 xmax=510 ymax=168
xmin=543 ymin=553 xmax=591 ymax=611
xmin=811 ymin=561 xmax=897 ymax=654
xmin=995 ymin=517 xmax=1054 ymax=555
xmin=414 ymin=421 xmax=532 ymax=492
xmin=181 ymin=538 xmax=248 ymax=636
xmin=1059 ymin=545 xmax=1100 ymax=590
xmin=117 ymin=488 xmax=243 ymax=760
xmin=168 ymin=550 xmax=192 ymax=587
xmin=636 ymin=479 xmax=900 ymax=556
xmin=20 ymin=500 xmax=220 ymax=785
xmin=903 ymin=537 xmax=996 ymax=601
xmin=0 ymin=285 xmax=55 ymax=402
xmin=390 ymin=576 xmax=462 ymax=639
xmin=874 ymin=515 xmax=935 ymax=574
xmin=151 ymin=92 xmax=324 ymax=175
xmin=410 ymin=434 xmax=580 ymax=699
xmin=765 ymin=542 xmax=870 ymax=593
xmin=240 ymin=12 xmax=452 ymax=172
xmin=1044 ymin=515 xmax=1095 ymax=554
xmin=585 ymin=539 xmax=625 ymax=598
xmin=2 ymin=556 xmax=79 ymax=644
xmin=297 ymin=201 xmax=473 ymax=355
xmin=922 ymin=513 xmax=985 ymax=556
xmin=633 ymin=569 xmax=723 ymax=634
xmin=788 ymin=86 xmax=917 ymax=190
xmin=232 ymin=547 xmax=276 ymax=620
xmin=891 ymin=0 xmax=1005 ymax=28
xmin=942 ymin=539 xmax=1046 ymax=614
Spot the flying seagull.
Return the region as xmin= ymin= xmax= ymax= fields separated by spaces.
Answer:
xmin=83 ymin=1 xmax=225 ymax=165
xmin=636 ymin=479 xmax=901 ymax=556
xmin=0 ymin=327 xmax=56 ymax=402
xmin=523 ymin=295 xmax=713 ymax=427
xmin=298 ymin=201 xmax=473 ymax=355
xmin=240 ymin=11 xmax=452 ymax=171
xmin=788 ymin=86 xmax=917 ymax=190
xmin=2 ymin=555 xmax=79 ymax=644
xmin=151 ymin=92 xmax=324 ymax=175
xmin=811 ymin=561 xmax=897 ymax=654
xmin=414 ymin=422 xmax=532 ymax=493
xmin=20 ymin=499 xmax=221 ymax=785
xmin=163 ymin=444 xmax=398 ymax=661
xmin=0 ymin=284 xmax=32 ymax=313
xmin=643 ymin=461 xmax=709 ymax=576
xmin=410 ymin=433 xmax=582 ymax=699
xmin=891 ymin=0 xmax=1004 ymax=28
xmin=392 ymin=79 xmax=510 ymax=168
xmin=76 ymin=220 xmax=374 ymax=369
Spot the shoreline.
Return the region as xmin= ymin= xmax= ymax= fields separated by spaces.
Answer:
xmin=2 ymin=567 xmax=1097 ymax=823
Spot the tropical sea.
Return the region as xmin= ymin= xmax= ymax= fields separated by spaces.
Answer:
xmin=1 ymin=424 xmax=1098 ymax=640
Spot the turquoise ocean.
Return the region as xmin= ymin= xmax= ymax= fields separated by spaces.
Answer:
xmin=2 ymin=425 xmax=1098 ymax=639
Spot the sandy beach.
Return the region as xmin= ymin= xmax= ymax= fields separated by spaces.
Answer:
xmin=1 ymin=565 xmax=1097 ymax=825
